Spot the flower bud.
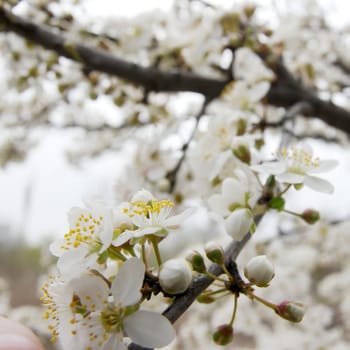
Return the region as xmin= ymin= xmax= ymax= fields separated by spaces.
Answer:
xmin=205 ymin=241 xmax=224 ymax=264
xmin=244 ymin=255 xmax=274 ymax=287
xmin=186 ymin=251 xmax=206 ymax=273
xmin=301 ymin=209 xmax=320 ymax=224
xmin=233 ymin=145 xmax=251 ymax=164
xmin=276 ymin=301 xmax=306 ymax=323
xmin=225 ymin=208 xmax=253 ymax=241
xmin=212 ymin=324 xmax=234 ymax=346
xmin=159 ymin=258 xmax=193 ymax=295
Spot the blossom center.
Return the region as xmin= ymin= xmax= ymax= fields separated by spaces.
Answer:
xmin=278 ymin=147 xmax=320 ymax=171
xmin=123 ymin=199 xmax=174 ymax=218
xmin=62 ymin=212 xmax=104 ymax=250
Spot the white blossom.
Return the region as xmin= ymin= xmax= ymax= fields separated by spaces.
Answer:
xmin=49 ymin=201 xmax=114 ymax=279
xmin=43 ymin=258 xmax=175 ymax=350
xmin=113 ymin=190 xmax=192 ymax=246
xmin=251 ymin=143 xmax=338 ymax=193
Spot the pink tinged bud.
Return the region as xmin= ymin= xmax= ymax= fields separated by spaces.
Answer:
xmin=301 ymin=209 xmax=320 ymax=224
xmin=212 ymin=324 xmax=234 ymax=346
xmin=225 ymin=208 xmax=253 ymax=241
xmin=205 ymin=241 xmax=224 ymax=264
xmin=244 ymin=255 xmax=274 ymax=287
xmin=276 ymin=301 xmax=306 ymax=323
xmin=159 ymin=258 xmax=193 ymax=295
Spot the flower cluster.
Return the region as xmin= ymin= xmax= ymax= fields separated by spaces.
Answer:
xmin=42 ymin=190 xmax=194 ymax=350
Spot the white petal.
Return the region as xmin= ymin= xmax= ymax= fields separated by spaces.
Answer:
xmin=222 ymin=177 xmax=240 ymax=197
xmin=102 ymin=333 xmax=126 ymax=350
xmin=111 ymin=258 xmax=144 ymax=306
xmin=299 ymin=142 xmax=313 ymax=156
xmin=251 ymin=161 xmax=286 ymax=175
xmin=164 ymin=207 xmax=195 ymax=228
xmin=249 ymin=81 xmax=270 ymax=102
xmin=208 ymin=194 xmax=229 ymax=216
xmin=57 ymin=247 xmax=98 ymax=281
xmin=304 ymin=176 xmax=334 ymax=194
xmin=276 ymin=172 xmax=305 ymax=184
xmin=124 ymin=310 xmax=175 ymax=348
xmin=112 ymin=230 xmax=135 ymax=246
xmin=99 ymin=209 xmax=114 ymax=251
xmin=69 ymin=274 xmax=109 ymax=310
xmin=133 ymin=226 xmax=159 ymax=237
xmin=309 ymin=160 xmax=339 ymax=173
xmin=49 ymin=239 xmax=66 ymax=257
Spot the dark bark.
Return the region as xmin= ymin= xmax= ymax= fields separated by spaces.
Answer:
xmin=1 ymin=6 xmax=350 ymax=136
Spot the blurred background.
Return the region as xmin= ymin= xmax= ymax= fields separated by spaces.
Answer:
xmin=1 ymin=0 xmax=350 ymax=349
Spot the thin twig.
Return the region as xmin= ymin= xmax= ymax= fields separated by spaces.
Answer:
xmin=166 ymin=97 xmax=212 ymax=193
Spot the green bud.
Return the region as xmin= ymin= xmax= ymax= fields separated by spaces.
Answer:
xmin=233 ymin=145 xmax=251 ymax=164
xmin=205 ymin=242 xmax=224 ymax=264
xmin=236 ymin=118 xmax=247 ymax=136
xmin=186 ymin=251 xmax=206 ymax=273
xmin=212 ymin=324 xmax=234 ymax=346
xmin=269 ymin=196 xmax=285 ymax=211
xmin=301 ymin=209 xmax=320 ymax=224
xmin=265 ymin=175 xmax=276 ymax=188
xmin=293 ymin=183 xmax=304 ymax=190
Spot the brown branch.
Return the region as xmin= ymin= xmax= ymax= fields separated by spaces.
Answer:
xmin=128 ymin=233 xmax=252 ymax=350
xmin=1 ymin=6 xmax=350 ymax=136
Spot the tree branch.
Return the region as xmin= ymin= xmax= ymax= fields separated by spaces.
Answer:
xmin=1 ymin=6 xmax=350 ymax=135
xmin=128 ymin=233 xmax=252 ymax=350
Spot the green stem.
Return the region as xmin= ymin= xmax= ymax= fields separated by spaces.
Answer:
xmin=201 ymin=288 xmax=228 ymax=297
xmin=279 ymin=184 xmax=291 ymax=196
xmin=141 ymin=244 xmax=148 ymax=270
xmin=205 ymin=271 xmax=227 ymax=283
xmin=221 ymin=263 xmax=234 ymax=281
xmin=250 ymin=292 xmax=278 ymax=311
xmin=283 ymin=209 xmax=302 ymax=217
xmin=151 ymin=239 xmax=162 ymax=270
xmin=229 ymin=294 xmax=238 ymax=326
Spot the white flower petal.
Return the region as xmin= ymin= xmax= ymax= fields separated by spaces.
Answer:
xmin=208 ymin=194 xmax=229 ymax=216
xmin=249 ymin=81 xmax=271 ymax=102
xmin=49 ymin=239 xmax=66 ymax=257
xmin=309 ymin=159 xmax=339 ymax=173
xmin=124 ymin=310 xmax=175 ymax=348
xmin=112 ymin=230 xmax=135 ymax=246
xmin=102 ymin=333 xmax=126 ymax=350
xmin=164 ymin=207 xmax=194 ymax=228
xmin=304 ymin=176 xmax=334 ymax=194
xmin=57 ymin=247 xmax=98 ymax=281
xmin=251 ymin=161 xmax=286 ymax=175
xmin=111 ymin=258 xmax=144 ymax=306
xmin=276 ymin=172 xmax=305 ymax=184
xmin=69 ymin=274 xmax=109 ymax=310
